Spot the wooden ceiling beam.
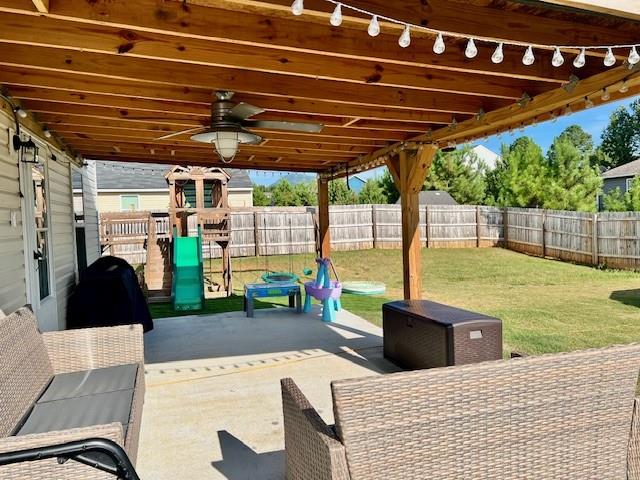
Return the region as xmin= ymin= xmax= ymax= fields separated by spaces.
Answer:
xmin=30 ymin=0 xmax=46 ymax=13
xmin=0 ymin=43 xmax=509 ymax=115
xmin=0 ymin=0 xmax=597 ymax=83
xmin=7 ymin=84 xmax=470 ymax=124
xmin=0 ymin=12 xmax=556 ymax=99
xmin=539 ymin=0 xmax=640 ymax=21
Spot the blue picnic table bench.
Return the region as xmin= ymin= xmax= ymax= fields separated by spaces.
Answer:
xmin=243 ymin=282 xmax=302 ymax=317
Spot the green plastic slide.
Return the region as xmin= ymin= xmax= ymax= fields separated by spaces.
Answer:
xmin=171 ymin=227 xmax=205 ymax=312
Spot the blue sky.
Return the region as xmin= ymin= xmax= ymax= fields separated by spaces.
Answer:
xmin=249 ymin=95 xmax=639 ymax=185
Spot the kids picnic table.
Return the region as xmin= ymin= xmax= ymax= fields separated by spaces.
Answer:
xmin=243 ymin=282 xmax=302 ymax=318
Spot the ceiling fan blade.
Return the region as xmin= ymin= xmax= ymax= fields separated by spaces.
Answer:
xmin=227 ymin=102 xmax=265 ymax=121
xmin=243 ymin=120 xmax=324 ymax=133
xmin=154 ymin=127 xmax=206 ymax=141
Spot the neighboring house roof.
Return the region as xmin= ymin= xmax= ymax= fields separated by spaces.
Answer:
xmin=348 ymin=175 xmax=366 ymax=193
xmin=468 ymin=145 xmax=501 ymax=169
xmin=83 ymin=161 xmax=252 ymax=190
xmin=395 ymin=190 xmax=459 ymax=206
xmin=601 ymin=159 xmax=640 ymax=179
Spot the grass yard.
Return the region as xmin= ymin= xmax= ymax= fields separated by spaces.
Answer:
xmin=150 ymin=248 xmax=640 ymax=356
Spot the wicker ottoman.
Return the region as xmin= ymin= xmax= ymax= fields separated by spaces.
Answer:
xmin=383 ymin=300 xmax=502 ymax=370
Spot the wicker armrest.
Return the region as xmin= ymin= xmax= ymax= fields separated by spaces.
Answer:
xmin=0 ymin=423 xmax=124 ymax=480
xmin=42 ymin=324 xmax=144 ymax=374
xmin=281 ymin=378 xmax=350 ymax=480
xmin=629 ymin=397 xmax=640 ymax=480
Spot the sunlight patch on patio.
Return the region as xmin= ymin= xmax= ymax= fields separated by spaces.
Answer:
xmin=137 ymin=306 xmax=399 ymax=480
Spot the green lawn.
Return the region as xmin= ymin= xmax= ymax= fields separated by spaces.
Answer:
xmin=151 ymin=248 xmax=640 ymax=356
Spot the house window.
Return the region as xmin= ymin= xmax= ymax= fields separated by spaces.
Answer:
xmin=31 ymin=164 xmax=51 ymax=300
xmin=120 ymin=195 xmax=140 ymax=211
xmin=626 ymin=177 xmax=635 ymax=192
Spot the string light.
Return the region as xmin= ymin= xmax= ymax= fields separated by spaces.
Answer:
xmin=551 ymin=47 xmax=564 ymax=67
xmin=522 ymin=46 xmax=535 ymax=65
xmin=330 ymin=3 xmax=342 ymax=26
xmin=584 ymin=96 xmax=594 ymax=109
xmin=491 ymin=43 xmax=504 ymax=64
xmin=563 ymin=104 xmax=572 ymax=116
xmin=573 ymin=48 xmax=586 ymax=68
xmin=290 ymin=0 xmax=303 ymax=16
xmin=601 ymin=88 xmax=610 ymax=101
xmin=398 ymin=25 xmax=411 ymax=48
xmin=465 ymin=38 xmax=478 ymax=58
xmin=620 ymin=80 xmax=629 ymax=93
xmin=367 ymin=15 xmax=380 ymax=37
xmin=289 ymin=0 xmax=640 ymax=69
xmin=433 ymin=33 xmax=445 ymax=55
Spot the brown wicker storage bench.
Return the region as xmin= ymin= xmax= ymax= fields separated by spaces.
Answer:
xmin=282 ymin=344 xmax=640 ymax=480
xmin=383 ymin=299 xmax=502 ymax=369
xmin=0 ymin=306 xmax=145 ymax=480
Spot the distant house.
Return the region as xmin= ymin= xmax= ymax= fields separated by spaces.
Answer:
xmin=599 ymin=159 xmax=640 ymax=210
xmin=395 ymin=190 xmax=459 ymax=206
xmin=75 ymin=161 xmax=253 ymax=213
xmin=348 ymin=175 xmax=366 ymax=194
xmin=468 ymin=145 xmax=501 ymax=169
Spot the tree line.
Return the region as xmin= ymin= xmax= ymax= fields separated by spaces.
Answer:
xmin=253 ymin=101 xmax=640 ymax=211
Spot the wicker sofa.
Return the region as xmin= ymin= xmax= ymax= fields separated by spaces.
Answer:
xmin=282 ymin=344 xmax=640 ymax=480
xmin=0 ymin=306 xmax=145 ymax=479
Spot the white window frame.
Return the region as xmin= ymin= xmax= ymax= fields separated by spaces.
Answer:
xmin=119 ymin=194 xmax=141 ymax=211
xmin=626 ymin=177 xmax=635 ymax=191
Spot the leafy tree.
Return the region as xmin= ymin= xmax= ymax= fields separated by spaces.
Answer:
xmin=328 ymin=179 xmax=357 ymax=205
xmin=625 ymin=176 xmax=640 ymax=211
xmin=357 ymin=179 xmax=387 ymax=204
xmin=379 ymin=169 xmax=399 ymax=204
xmin=252 ymin=184 xmax=270 ymax=206
xmin=424 ymin=146 xmax=486 ymax=204
xmin=545 ymin=137 xmax=601 ymax=212
xmin=270 ymin=179 xmax=297 ymax=206
xmin=293 ymin=181 xmax=317 ymax=206
xmin=602 ymin=187 xmax=628 ymax=212
xmin=601 ymin=102 xmax=640 ymax=168
xmin=548 ymin=125 xmax=593 ymax=160
xmin=492 ymin=137 xmax=549 ymax=208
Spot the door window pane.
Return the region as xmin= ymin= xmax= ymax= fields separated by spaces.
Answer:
xmin=36 ymin=230 xmax=50 ymax=300
xmin=120 ymin=195 xmax=140 ymax=211
xmin=32 ymin=164 xmax=50 ymax=300
xmin=72 ymin=170 xmax=85 ymax=225
xmin=32 ymin=165 xmax=47 ymax=229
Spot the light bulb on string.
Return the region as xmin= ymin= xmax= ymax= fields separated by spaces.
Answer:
xmin=522 ymin=46 xmax=535 ymax=65
xmin=573 ymin=48 xmax=586 ymax=68
xmin=604 ymin=48 xmax=616 ymax=67
xmin=398 ymin=25 xmax=411 ymax=48
xmin=367 ymin=15 xmax=380 ymax=36
xmin=620 ymin=80 xmax=629 ymax=93
xmin=584 ymin=96 xmax=594 ymax=109
xmin=563 ymin=104 xmax=572 ymax=116
xmin=291 ymin=0 xmax=303 ymax=16
xmin=330 ymin=3 xmax=342 ymax=26
xmin=433 ymin=33 xmax=445 ymax=54
xmin=550 ymin=112 xmax=558 ymax=123
xmin=491 ymin=43 xmax=504 ymax=64
xmin=551 ymin=47 xmax=564 ymax=67
xmin=518 ymin=123 xmax=525 ymax=133
xmin=465 ymin=38 xmax=478 ymax=58
xmin=601 ymin=88 xmax=610 ymax=101
xmin=628 ymin=46 xmax=640 ymax=65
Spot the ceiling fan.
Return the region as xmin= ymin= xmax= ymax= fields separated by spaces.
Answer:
xmin=155 ymin=91 xmax=324 ymax=163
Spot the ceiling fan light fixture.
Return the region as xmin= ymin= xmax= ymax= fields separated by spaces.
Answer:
xmin=191 ymin=125 xmax=262 ymax=164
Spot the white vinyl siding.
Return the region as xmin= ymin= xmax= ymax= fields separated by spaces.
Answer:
xmin=0 ymin=122 xmax=27 ymax=316
xmin=81 ymin=160 xmax=101 ymax=266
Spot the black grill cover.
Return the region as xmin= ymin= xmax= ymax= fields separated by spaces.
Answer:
xmin=67 ymin=256 xmax=153 ymax=332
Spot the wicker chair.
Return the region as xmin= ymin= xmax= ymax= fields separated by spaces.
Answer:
xmin=282 ymin=344 xmax=640 ymax=480
xmin=0 ymin=306 xmax=145 ymax=480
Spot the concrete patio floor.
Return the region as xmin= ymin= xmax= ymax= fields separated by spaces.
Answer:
xmin=137 ymin=305 xmax=399 ymax=480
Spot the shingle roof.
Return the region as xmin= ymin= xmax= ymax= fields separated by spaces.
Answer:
xmin=395 ymin=190 xmax=459 ymax=205
xmin=602 ymin=159 xmax=640 ymax=179
xmin=89 ymin=161 xmax=253 ymax=190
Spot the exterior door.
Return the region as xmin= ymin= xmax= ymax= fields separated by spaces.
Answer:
xmin=22 ymin=159 xmax=58 ymax=331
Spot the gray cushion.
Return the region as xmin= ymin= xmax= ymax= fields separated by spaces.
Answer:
xmin=38 ymin=364 xmax=138 ymax=403
xmin=17 ymin=389 xmax=134 ymax=436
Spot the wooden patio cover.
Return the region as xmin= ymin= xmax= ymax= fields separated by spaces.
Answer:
xmin=1 ymin=0 xmax=638 ymax=298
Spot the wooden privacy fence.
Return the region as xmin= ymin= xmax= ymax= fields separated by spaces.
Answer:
xmin=99 ymin=205 xmax=640 ymax=270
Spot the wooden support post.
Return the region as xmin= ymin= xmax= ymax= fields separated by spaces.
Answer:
xmin=387 ymin=145 xmax=437 ymax=300
xmin=592 ymin=212 xmax=599 ymax=265
xmin=317 ymin=176 xmax=331 ymax=258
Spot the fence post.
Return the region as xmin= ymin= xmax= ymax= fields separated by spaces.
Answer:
xmin=476 ymin=205 xmax=481 ymax=248
xmin=502 ymin=208 xmax=509 ymax=246
xmin=425 ymin=204 xmax=430 ymax=248
xmin=254 ymin=210 xmax=261 ymax=257
xmin=541 ymin=209 xmax=546 ymax=257
xmin=371 ymin=204 xmax=378 ymax=249
xmin=592 ymin=212 xmax=599 ymax=265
